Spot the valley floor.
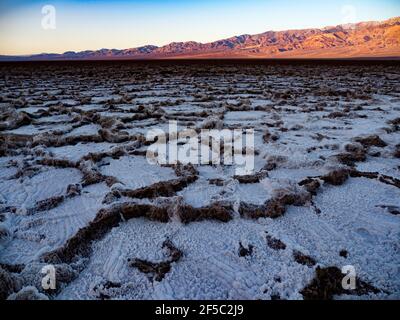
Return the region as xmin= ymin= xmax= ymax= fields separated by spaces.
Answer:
xmin=0 ymin=61 xmax=399 ymax=300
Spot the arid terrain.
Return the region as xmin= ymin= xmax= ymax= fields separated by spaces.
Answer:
xmin=0 ymin=61 xmax=399 ymax=300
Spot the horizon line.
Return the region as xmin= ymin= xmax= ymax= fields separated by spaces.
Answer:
xmin=1 ymin=15 xmax=399 ymax=58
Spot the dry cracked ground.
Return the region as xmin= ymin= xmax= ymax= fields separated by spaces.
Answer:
xmin=0 ymin=61 xmax=399 ymax=300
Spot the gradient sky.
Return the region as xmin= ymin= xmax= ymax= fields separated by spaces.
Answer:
xmin=0 ymin=0 xmax=399 ymax=55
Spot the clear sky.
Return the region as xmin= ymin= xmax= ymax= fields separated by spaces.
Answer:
xmin=0 ymin=0 xmax=399 ymax=55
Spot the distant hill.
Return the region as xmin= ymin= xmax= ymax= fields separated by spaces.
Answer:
xmin=2 ymin=16 xmax=400 ymax=60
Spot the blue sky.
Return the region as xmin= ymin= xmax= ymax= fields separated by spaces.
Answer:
xmin=0 ymin=0 xmax=399 ymax=55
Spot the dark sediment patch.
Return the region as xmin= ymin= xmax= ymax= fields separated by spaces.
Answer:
xmin=81 ymin=147 xmax=127 ymax=163
xmin=239 ymin=188 xmax=311 ymax=219
xmin=128 ymin=240 xmax=183 ymax=282
xmin=32 ymin=134 xmax=104 ymax=148
xmin=0 ymin=134 xmax=33 ymax=156
xmin=0 ymin=111 xmax=33 ymax=131
xmin=376 ymin=205 xmax=400 ymax=215
xmin=37 ymin=158 xmax=78 ymax=169
xmin=41 ymin=200 xmax=232 ymax=264
xmin=115 ymin=175 xmax=198 ymax=200
xmin=393 ymin=145 xmax=400 ymax=158
xmin=104 ymin=163 xmax=199 ymax=202
xmin=167 ymin=163 xmax=199 ymax=177
xmin=335 ymin=143 xmax=367 ymax=166
xmin=273 ymin=189 xmax=312 ymax=207
xmin=238 ymin=242 xmax=253 ymax=257
xmin=298 ymin=178 xmax=321 ymax=195
xmin=266 ymin=233 xmax=286 ymax=250
xmin=233 ymin=171 xmax=268 ymax=184
xmin=0 ymin=263 xmax=25 ymax=274
xmin=32 ymin=183 xmax=83 ymax=214
xmin=354 ymin=135 xmax=387 ymax=148
xmin=321 ymin=169 xmax=349 ymax=186
xmin=208 ymin=178 xmax=225 ymax=186
xmin=263 ymin=155 xmax=288 ymax=171
xmin=0 ymin=266 xmax=22 ymax=300
xmin=35 ymin=195 xmax=65 ymax=212
xmin=263 ymin=130 xmax=279 ymax=143
xmin=119 ymin=203 xmax=170 ymax=222
xmin=336 ymin=151 xmax=366 ymax=166
xmin=309 ymin=169 xmax=400 ymax=195
xmin=178 ymin=202 xmax=233 ymax=224
xmin=66 ymin=184 xmax=82 ymax=197
xmin=98 ymin=129 xmax=130 ymax=143
xmin=239 ymin=199 xmax=286 ymax=219
xmin=91 ymin=281 xmax=122 ymax=300
xmin=349 ymin=169 xmax=400 ymax=189
xmin=300 ymin=266 xmax=380 ymax=300
xmin=339 ymin=250 xmax=348 ymax=258
xmin=81 ymin=168 xmax=119 ymax=187
xmin=41 ymin=207 xmax=122 ymax=264
xmin=293 ymin=250 xmax=316 ymax=267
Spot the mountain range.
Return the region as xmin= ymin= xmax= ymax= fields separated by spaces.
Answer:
xmin=1 ymin=16 xmax=400 ymax=61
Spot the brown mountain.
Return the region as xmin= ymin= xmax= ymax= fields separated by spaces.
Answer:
xmin=3 ymin=16 xmax=400 ymax=60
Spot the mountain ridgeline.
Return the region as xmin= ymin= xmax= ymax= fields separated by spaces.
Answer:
xmin=3 ymin=16 xmax=400 ymax=60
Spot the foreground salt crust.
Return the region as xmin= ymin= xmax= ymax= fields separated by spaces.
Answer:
xmin=0 ymin=63 xmax=399 ymax=300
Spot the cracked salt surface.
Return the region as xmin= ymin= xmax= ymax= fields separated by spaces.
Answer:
xmin=0 ymin=62 xmax=399 ymax=300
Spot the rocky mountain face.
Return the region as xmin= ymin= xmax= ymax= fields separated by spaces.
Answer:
xmin=4 ymin=17 xmax=400 ymax=60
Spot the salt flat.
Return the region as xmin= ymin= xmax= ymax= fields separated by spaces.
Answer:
xmin=0 ymin=61 xmax=399 ymax=300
